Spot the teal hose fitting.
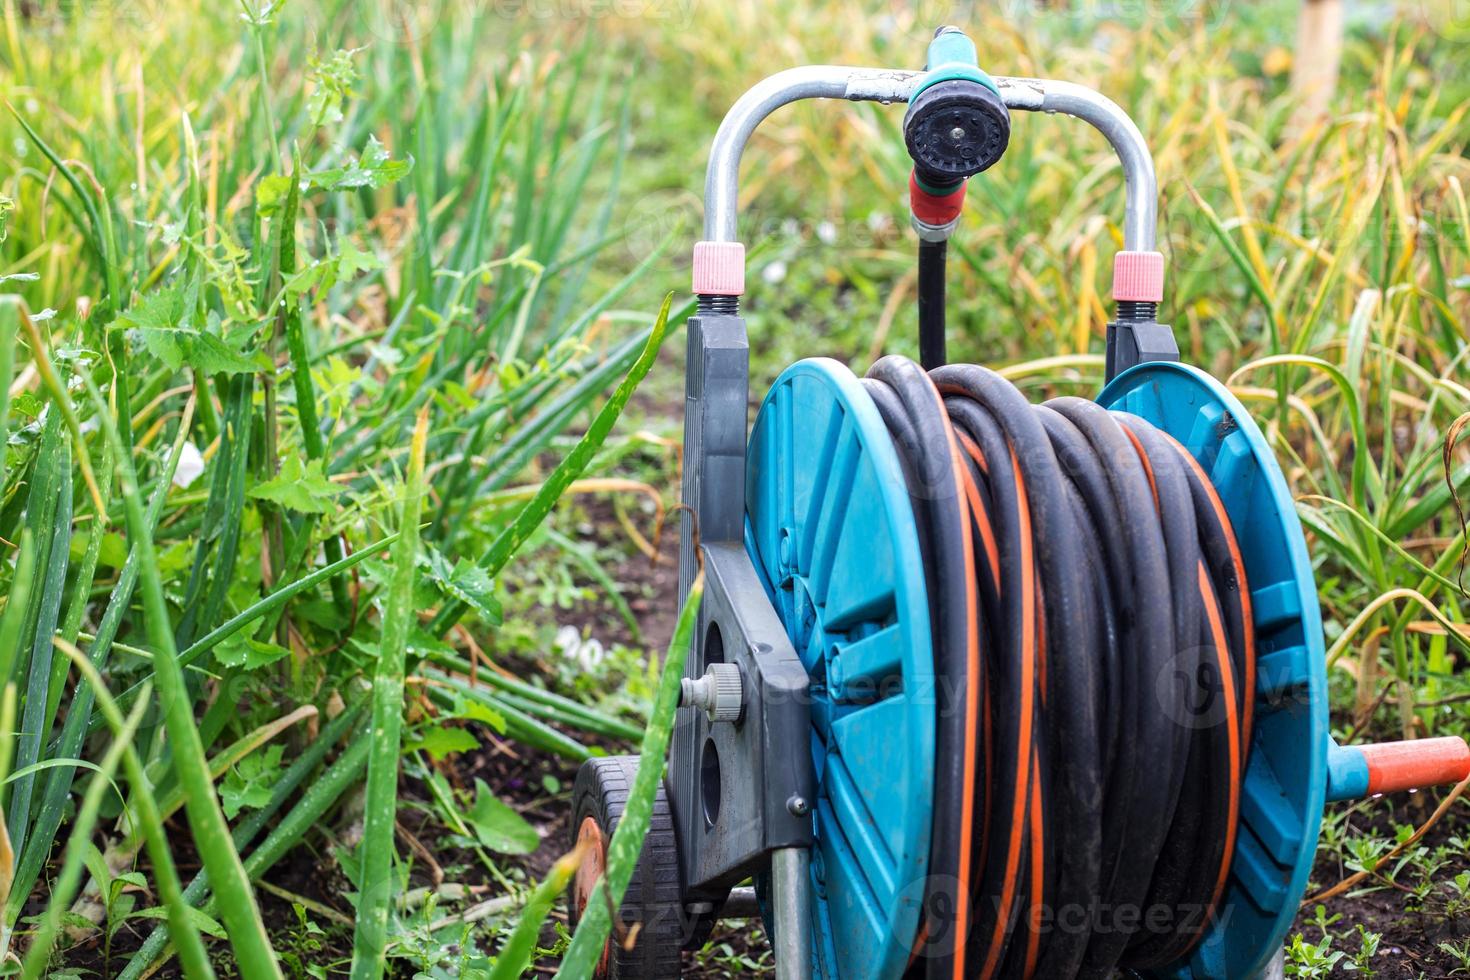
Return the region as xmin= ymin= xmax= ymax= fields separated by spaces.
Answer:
xmin=904 ymin=26 xmax=1011 ymax=191
xmin=913 ymin=25 xmax=1001 ymax=100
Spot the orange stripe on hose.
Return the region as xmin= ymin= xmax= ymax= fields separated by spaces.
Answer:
xmin=956 ymin=428 xmax=992 ymax=476
xmin=957 ymin=432 xmax=1001 ymax=582
xmin=955 ymin=455 xmax=997 ymax=873
xmin=1198 ymin=561 xmax=1243 ymax=910
xmin=908 ymin=925 xmax=929 ymax=970
xmin=1027 ymin=575 xmax=1047 ymax=975
xmin=922 ymin=377 xmax=981 ymax=980
xmin=1164 ymin=433 xmax=1255 ymax=746
xmin=1127 ymin=427 xmax=1247 ymax=924
xmin=1025 ymin=742 xmax=1044 ymax=978
xmin=978 ymin=452 xmax=1037 ymax=980
xmin=1121 ymin=425 xmax=1161 ymax=510
xmin=1027 ymin=572 xmax=1047 ymax=976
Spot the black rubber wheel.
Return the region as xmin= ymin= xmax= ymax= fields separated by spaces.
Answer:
xmin=567 ymin=755 xmax=684 ymax=979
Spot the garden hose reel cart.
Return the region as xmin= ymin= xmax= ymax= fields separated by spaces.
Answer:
xmin=569 ymin=26 xmax=1470 ymax=980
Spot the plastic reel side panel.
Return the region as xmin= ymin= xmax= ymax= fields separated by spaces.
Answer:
xmin=1099 ymin=362 xmax=1328 ymax=980
xmin=745 ymin=358 xmax=935 ymax=980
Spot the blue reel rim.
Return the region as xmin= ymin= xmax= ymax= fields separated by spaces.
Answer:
xmin=745 ymin=357 xmax=936 ymax=979
xmin=1099 ymin=361 xmax=1328 ymax=980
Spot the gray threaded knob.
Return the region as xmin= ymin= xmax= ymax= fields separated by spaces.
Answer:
xmin=680 ymin=663 xmax=743 ymax=723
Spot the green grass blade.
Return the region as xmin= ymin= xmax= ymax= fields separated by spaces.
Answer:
xmin=349 ymin=407 xmax=429 ymax=980
xmin=0 ymin=535 xmax=36 ymax=725
xmin=20 ymin=681 xmax=151 ymax=979
xmin=147 ymin=705 xmax=319 ymax=829
xmin=278 ymin=145 xmax=350 ymax=616
xmin=52 ymin=639 xmax=215 ymax=978
xmin=1230 ymin=354 xmax=1374 ymax=510
xmin=6 ymin=106 xmax=118 ymax=305
xmin=99 ymin=532 xmax=400 ymax=727
xmin=80 ymin=372 xmax=281 ymax=978
xmin=426 ymin=650 xmax=641 ymax=741
xmin=0 ymin=299 xmax=20 ymax=489
xmin=423 ymin=672 xmax=590 ymax=762
xmin=179 ymin=374 xmax=255 ymax=650
xmin=117 ymin=705 xmax=365 ymax=980
xmin=488 ymin=842 xmax=587 ymax=980
xmin=429 ymin=293 xmax=673 ymax=636
xmin=555 ymin=574 xmax=702 ymax=978
xmin=544 ymin=525 xmax=641 ymax=641
xmin=0 ymin=682 xmax=17 ymax=920
xmin=14 ymin=407 xmax=196 ymax=913
xmin=7 ymin=409 xmax=70 ymax=865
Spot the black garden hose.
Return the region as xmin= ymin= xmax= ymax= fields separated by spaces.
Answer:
xmin=918 ymin=239 xmax=948 ymax=369
xmin=860 ymin=356 xmax=1254 ymax=980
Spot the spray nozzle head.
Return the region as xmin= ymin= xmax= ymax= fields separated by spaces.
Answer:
xmin=904 ymin=78 xmax=1010 ymax=188
xmin=904 ymin=27 xmax=1010 ymax=188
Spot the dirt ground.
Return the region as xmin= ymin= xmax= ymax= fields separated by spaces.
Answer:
xmin=1290 ymin=789 xmax=1470 ymax=979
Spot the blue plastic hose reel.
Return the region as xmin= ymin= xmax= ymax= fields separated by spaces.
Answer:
xmin=744 ymin=358 xmax=937 ymax=979
xmin=744 ymin=358 xmax=1330 ymax=980
xmin=1099 ymin=362 xmax=1328 ymax=980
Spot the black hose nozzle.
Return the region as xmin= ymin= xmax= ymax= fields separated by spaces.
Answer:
xmin=903 ymin=78 xmax=1011 ymax=190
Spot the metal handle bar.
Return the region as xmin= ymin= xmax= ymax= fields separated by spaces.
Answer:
xmin=702 ymin=66 xmax=1158 ymax=253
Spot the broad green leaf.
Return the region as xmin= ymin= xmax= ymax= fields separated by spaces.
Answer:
xmin=255 ymin=175 xmax=293 ymax=215
xmin=219 ymin=746 xmax=285 ymax=819
xmin=459 ymin=697 xmax=507 ymax=734
xmin=11 ymin=391 xmax=42 ymax=419
xmin=248 ymin=457 xmax=342 ymax=514
xmin=404 ymin=725 xmax=479 ymax=762
xmin=138 ymin=328 xmax=257 ymax=375
xmin=319 ymin=136 xmax=412 ymax=192
xmin=258 ymin=137 xmax=412 ymax=216
xmin=115 ymin=275 xmax=194 ymax=331
xmin=81 ymin=843 xmax=111 ymax=902
xmin=466 ymin=778 xmax=538 ymax=855
xmin=129 ymin=905 xmax=227 ymax=940
xmin=70 ymin=530 xmax=129 ymax=569
xmin=315 ymin=355 xmax=366 ymax=419
xmin=336 ymin=235 xmax=382 ymax=280
xmin=423 ymin=549 xmax=502 ymax=624
xmin=214 ymin=635 xmax=291 ymax=671
xmin=119 ymin=277 xmax=257 ymax=375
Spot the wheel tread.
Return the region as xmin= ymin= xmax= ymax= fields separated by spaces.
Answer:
xmin=569 ymin=755 xmax=684 ymax=978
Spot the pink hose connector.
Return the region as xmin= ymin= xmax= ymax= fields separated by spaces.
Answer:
xmin=1113 ymin=250 xmax=1165 ymax=304
xmin=692 ymin=241 xmax=746 ymax=296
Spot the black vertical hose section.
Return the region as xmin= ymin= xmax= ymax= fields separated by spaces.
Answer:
xmin=918 ymin=240 xmax=948 ymax=369
xmin=862 ymin=356 xmax=1254 ymax=980
xmin=860 ymin=357 xmax=975 ymax=980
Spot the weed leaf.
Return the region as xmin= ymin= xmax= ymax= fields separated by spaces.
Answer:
xmin=248 ymin=457 xmax=342 ymax=514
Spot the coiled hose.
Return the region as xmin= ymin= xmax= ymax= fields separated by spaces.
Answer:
xmin=858 ymin=355 xmax=1255 ymax=980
